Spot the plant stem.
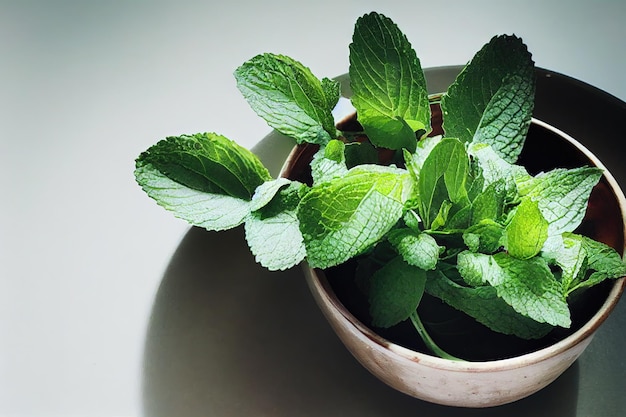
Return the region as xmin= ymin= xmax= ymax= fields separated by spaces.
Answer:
xmin=409 ymin=311 xmax=465 ymax=361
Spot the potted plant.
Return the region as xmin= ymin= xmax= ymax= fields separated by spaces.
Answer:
xmin=135 ymin=12 xmax=626 ymax=407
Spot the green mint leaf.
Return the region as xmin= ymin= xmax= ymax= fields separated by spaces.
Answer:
xmin=456 ymin=250 xmax=490 ymax=286
xmin=136 ymin=133 xmax=271 ymax=201
xmin=403 ymin=210 xmax=422 ymax=232
xmin=418 ymin=138 xmax=470 ymax=228
xmin=245 ymin=211 xmax=305 ymax=270
xmin=245 ymin=181 xmax=307 ymax=270
xmin=321 ymin=77 xmax=341 ymax=112
xmin=471 ymin=179 xmax=506 ymax=224
xmin=404 ymin=136 xmax=444 ymax=183
xmin=504 ymin=197 xmax=548 ymax=259
xmin=298 ymin=165 xmax=411 ymax=268
xmin=441 ymin=35 xmax=535 ymax=162
xmin=425 ymin=266 xmax=553 ymax=339
xmin=518 ymin=167 xmax=603 ymax=238
xmin=134 ymin=161 xmax=251 ymax=231
xmin=431 ymin=200 xmax=453 ymax=230
xmin=466 ymin=159 xmax=486 ymax=202
xmin=235 ymin=53 xmax=337 ymax=145
xmin=465 ymin=252 xmax=570 ymax=327
xmin=446 ymin=204 xmax=472 ymax=230
xmin=310 ymin=140 xmax=349 ymax=185
xmin=249 ymin=178 xmax=293 ymax=212
xmin=349 ymin=12 xmax=430 ymax=151
xmin=388 ymin=229 xmax=442 ymax=270
xmin=543 ymin=233 xmax=587 ymax=293
xmin=463 ymin=219 xmax=504 ymax=253
xmin=469 ymin=142 xmax=530 ymax=198
xmin=566 ymin=233 xmax=626 ymax=293
xmin=369 ymin=257 xmax=427 ymax=328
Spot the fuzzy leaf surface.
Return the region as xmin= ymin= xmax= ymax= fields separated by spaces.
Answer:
xmin=388 ymin=229 xmax=442 ymax=270
xmin=425 ymin=267 xmax=553 ymax=339
xmin=518 ymin=167 xmax=603 ymax=238
xmin=458 ymin=252 xmax=570 ymax=327
xmin=235 ymin=53 xmax=337 ymax=145
xmin=349 ymin=12 xmax=430 ymax=151
xmin=135 ymin=162 xmax=251 ymax=231
xmin=298 ymin=165 xmax=410 ymax=268
xmin=441 ymin=35 xmax=535 ymax=162
xmin=136 ymin=133 xmax=271 ymax=201
xmin=564 ymin=233 xmax=626 ymax=293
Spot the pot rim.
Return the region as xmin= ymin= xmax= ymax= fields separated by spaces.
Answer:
xmin=282 ymin=116 xmax=626 ymax=371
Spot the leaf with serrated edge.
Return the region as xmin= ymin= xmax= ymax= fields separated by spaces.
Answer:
xmin=310 ymin=140 xmax=348 ymax=185
xmin=349 ymin=12 xmax=430 ymax=151
xmin=250 ymin=178 xmax=292 ymax=212
xmin=441 ymin=35 xmax=535 ymax=162
xmin=458 ymin=251 xmax=570 ymax=327
xmin=235 ymin=53 xmax=336 ymax=145
xmin=388 ymin=229 xmax=442 ymax=270
xmin=518 ymin=167 xmax=603 ymax=239
xmin=298 ymin=165 xmax=410 ymax=268
xmin=137 ymin=132 xmax=271 ymax=201
xmin=245 ymin=210 xmax=306 ymax=271
xmin=564 ymin=233 xmax=626 ymax=293
xmin=425 ymin=267 xmax=553 ymax=339
xmin=135 ymin=161 xmax=251 ymax=231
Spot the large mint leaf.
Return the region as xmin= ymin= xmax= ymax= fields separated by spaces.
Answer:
xmin=235 ymin=53 xmax=338 ymax=145
xmin=418 ymin=138 xmax=470 ymax=228
xmin=298 ymin=165 xmax=411 ymax=268
xmin=458 ymin=252 xmax=570 ymax=327
xmin=135 ymin=161 xmax=251 ymax=231
xmin=441 ymin=35 xmax=535 ymax=162
xmin=137 ymin=133 xmax=271 ymax=200
xmin=504 ymin=197 xmax=548 ymax=259
xmin=518 ymin=167 xmax=603 ymax=239
xmin=245 ymin=181 xmax=307 ymax=270
xmin=493 ymin=253 xmax=570 ymax=327
xmin=349 ymin=12 xmax=430 ymax=151
xmin=369 ymin=257 xmax=427 ymax=328
xmin=425 ymin=267 xmax=553 ymax=339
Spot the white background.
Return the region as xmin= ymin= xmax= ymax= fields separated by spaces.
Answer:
xmin=2 ymin=1 xmax=625 ymax=416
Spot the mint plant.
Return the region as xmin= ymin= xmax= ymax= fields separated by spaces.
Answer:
xmin=135 ymin=12 xmax=626 ymax=360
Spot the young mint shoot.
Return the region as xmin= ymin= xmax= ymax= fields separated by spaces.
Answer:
xmin=134 ymin=11 xmax=626 ymax=360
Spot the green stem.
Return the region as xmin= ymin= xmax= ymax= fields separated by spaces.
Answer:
xmin=409 ymin=311 xmax=465 ymax=361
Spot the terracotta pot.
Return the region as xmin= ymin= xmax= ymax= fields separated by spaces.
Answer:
xmin=278 ymin=78 xmax=626 ymax=407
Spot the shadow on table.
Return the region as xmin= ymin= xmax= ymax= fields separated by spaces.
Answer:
xmin=141 ymin=226 xmax=580 ymax=417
